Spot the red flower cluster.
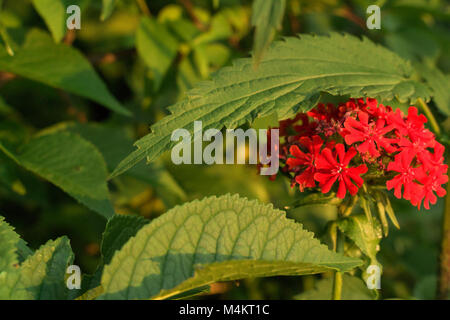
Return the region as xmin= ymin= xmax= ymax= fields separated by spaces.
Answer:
xmin=272 ymin=98 xmax=448 ymax=209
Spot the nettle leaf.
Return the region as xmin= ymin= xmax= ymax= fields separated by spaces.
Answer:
xmin=5 ymin=237 xmax=74 ymax=300
xmin=0 ymin=29 xmax=131 ymax=116
xmin=136 ymin=17 xmax=179 ymax=91
xmin=99 ymin=194 xmax=362 ymax=300
xmin=31 ymin=0 xmax=70 ymax=42
xmin=251 ymin=0 xmax=286 ymax=63
xmin=0 ymin=216 xmax=20 ymax=273
xmin=111 ymin=33 xmax=430 ymax=178
xmin=337 ymin=215 xmax=382 ymax=264
xmin=0 ymin=131 xmax=115 ymax=219
xmin=295 ymin=274 xmax=375 ymax=300
xmin=101 ymin=0 xmax=116 ymax=21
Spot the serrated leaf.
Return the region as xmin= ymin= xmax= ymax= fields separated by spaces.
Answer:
xmin=99 ymin=194 xmax=362 ymax=300
xmin=295 ymin=274 xmax=375 ymax=300
xmin=101 ymin=0 xmax=116 ymax=21
xmin=337 ymin=215 xmax=382 ymax=263
xmin=111 ymin=33 xmax=430 ymax=178
xmin=136 ymin=17 xmax=179 ymax=91
xmin=0 ymin=216 xmax=20 ymax=272
xmin=0 ymin=29 xmax=130 ymax=116
xmin=0 ymin=131 xmax=115 ymax=219
xmin=1 ymin=237 xmax=74 ymax=300
xmin=251 ymin=0 xmax=286 ymax=64
xmin=31 ymin=0 xmax=68 ymax=42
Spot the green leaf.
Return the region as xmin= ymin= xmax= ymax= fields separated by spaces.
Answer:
xmin=0 ymin=216 xmax=20 ymax=272
xmin=251 ymin=0 xmax=286 ymax=64
xmin=0 ymin=131 xmax=115 ymax=219
xmin=16 ymin=239 xmax=33 ymax=263
xmin=31 ymin=0 xmax=68 ymax=42
xmin=99 ymin=194 xmax=362 ymax=299
xmin=58 ymin=122 xmax=186 ymax=206
xmin=0 ymin=29 xmax=131 ymax=116
xmin=0 ymin=237 xmax=74 ymax=299
xmin=337 ymin=215 xmax=382 ymax=264
xmin=111 ymin=33 xmax=430 ymax=178
xmin=415 ymin=63 xmax=450 ymax=116
xmin=11 ymin=237 xmax=74 ymax=300
xmin=101 ymin=0 xmax=116 ymax=21
xmin=295 ymin=274 xmax=375 ymax=300
xmin=136 ymin=17 xmax=179 ymax=91
xmin=101 ymin=215 xmax=149 ymax=265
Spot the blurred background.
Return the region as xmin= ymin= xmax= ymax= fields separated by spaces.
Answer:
xmin=0 ymin=0 xmax=449 ymax=299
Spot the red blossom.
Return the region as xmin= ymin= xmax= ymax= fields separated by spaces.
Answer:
xmin=314 ymin=144 xmax=368 ymax=199
xmin=389 ymin=107 xmax=435 ymax=143
xmin=262 ymin=97 xmax=447 ymax=209
xmin=343 ymin=111 xmax=397 ymax=158
xmin=417 ymin=166 xmax=448 ymax=209
xmin=286 ymin=135 xmax=323 ymax=191
xmin=386 ymin=151 xmax=424 ymax=206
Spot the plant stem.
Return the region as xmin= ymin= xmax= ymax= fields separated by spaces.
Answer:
xmin=417 ymin=98 xmax=441 ymax=136
xmin=332 ymin=229 xmax=345 ymax=300
xmin=438 ymin=165 xmax=450 ymax=299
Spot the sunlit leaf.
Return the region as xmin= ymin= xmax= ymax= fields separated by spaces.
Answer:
xmin=111 ymin=33 xmax=430 ymax=178
xmin=100 ymin=194 xmax=362 ymax=299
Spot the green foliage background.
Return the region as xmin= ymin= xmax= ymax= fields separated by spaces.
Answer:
xmin=0 ymin=0 xmax=449 ymax=300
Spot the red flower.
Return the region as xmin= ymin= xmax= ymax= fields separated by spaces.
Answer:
xmin=343 ymin=111 xmax=397 ymax=158
xmin=417 ymin=166 xmax=448 ymax=209
xmin=386 ymin=151 xmax=424 ymax=206
xmin=286 ymin=135 xmax=323 ymax=191
xmin=389 ymin=107 xmax=435 ymax=143
xmin=314 ymin=144 xmax=368 ymax=198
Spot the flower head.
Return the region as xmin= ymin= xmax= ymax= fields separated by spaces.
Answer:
xmin=314 ymin=144 xmax=368 ymax=199
xmin=286 ymin=135 xmax=323 ymax=191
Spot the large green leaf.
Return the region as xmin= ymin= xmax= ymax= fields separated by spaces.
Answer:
xmin=0 ymin=29 xmax=130 ymax=116
xmin=0 ymin=237 xmax=74 ymax=300
xmin=31 ymin=0 xmax=68 ymax=42
xmin=251 ymin=0 xmax=286 ymax=63
xmin=111 ymin=33 xmax=430 ymax=178
xmin=0 ymin=216 xmax=20 ymax=273
xmin=99 ymin=194 xmax=362 ymax=299
xmin=0 ymin=131 xmax=115 ymax=218
xmin=136 ymin=17 xmax=179 ymax=91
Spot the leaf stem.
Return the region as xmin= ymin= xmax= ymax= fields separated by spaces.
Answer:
xmin=417 ymin=98 xmax=441 ymax=136
xmin=332 ymin=229 xmax=345 ymax=300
